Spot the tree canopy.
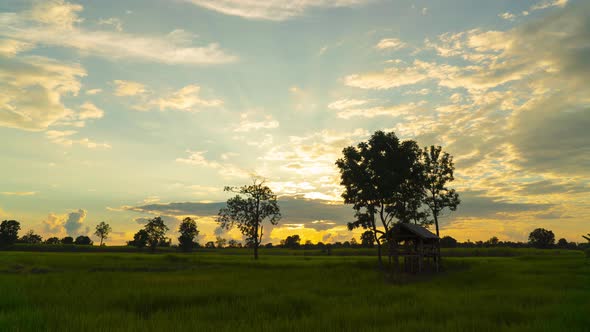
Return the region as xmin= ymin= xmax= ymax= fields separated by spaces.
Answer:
xmin=218 ymin=179 xmax=281 ymax=259
xmin=178 ymin=217 xmax=199 ymax=252
xmin=94 ymin=222 xmax=112 ymax=246
xmin=529 ymin=228 xmax=555 ymax=249
xmin=144 ymin=217 xmax=169 ymax=252
xmin=0 ymin=220 xmax=20 ymax=245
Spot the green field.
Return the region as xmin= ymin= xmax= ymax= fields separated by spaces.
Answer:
xmin=0 ymin=249 xmax=588 ymax=331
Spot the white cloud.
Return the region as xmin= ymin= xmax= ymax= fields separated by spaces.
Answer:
xmin=46 ymin=130 xmax=111 ymax=149
xmin=113 ymin=80 xmax=146 ymax=96
xmin=530 ymin=0 xmax=568 ymax=11
xmin=0 ymin=39 xmax=33 ymax=56
xmin=78 ymin=102 xmax=104 ymax=120
xmin=150 ymin=85 xmax=223 ymax=112
xmin=327 ymin=98 xmax=370 ymax=110
xmin=375 ymin=38 xmax=406 ymax=50
xmin=183 ymin=0 xmax=372 ymax=21
xmin=0 ymin=55 xmax=85 ymax=131
xmin=344 ymin=65 xmax=427 ymax=89
xmin=334 ymin=101 xmax=426 ymax=119
xmin=176 ymin=150 xmax=251 ymax=178
xmin=499 ymin=12 xmax=516 ymax=21
xmin=85 ymin=88 xmax=102 ymax=95
xmin=0 ymin=1 xmax=237 ymax=65
xmin=234 ymin=112 xmax=279 ymax=132
xmin=0 ymin=191 xmax=37 ymax=196
xmin=98 ymin=17 xmax=123 ymax=32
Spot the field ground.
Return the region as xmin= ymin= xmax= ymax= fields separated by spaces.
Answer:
xmin=0 ymin=249 xmax=588 ymax=331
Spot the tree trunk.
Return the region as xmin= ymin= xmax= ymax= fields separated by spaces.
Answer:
xmin=254 ymin=243 xmax=259 ymax=260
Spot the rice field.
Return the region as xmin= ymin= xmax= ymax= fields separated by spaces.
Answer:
xmin=0 ymin=249 xmax=588 ymax=331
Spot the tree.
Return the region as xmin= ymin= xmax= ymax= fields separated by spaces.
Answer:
xmin=350 ymin=237 xmax=358 ymax=247
xmin=205 ymin=241 xmax=215 ymax=248
xmin=215 ymin=236 xmax=227 ymax=248
xmin=583 ymin=233 xmax=590 ymax=243
xmin=228 ymin=239 xmax=240 ymax=248
xmin=144 ymin=216 xmax=169 ymax=252
xmin=440 ymin=236 xmax=458 ymax=248
xmin=94 ymin=222 xmax=112 ymax=246
xmin=528 ymin=228 xmax=555 ymax=249
xmin=336 ymin=131 xmax=424 ymax=267
xmin=129 ymin=230 xmax=149 ymax=248
xmin=45 ymin=237 xmax=60 ymax=245
xmin=74 ymin=235 xmax=93 ymax=245
xmin=282 ymin=235 xmax=301 ymax=249
xmin=557 ymin=238 xmax=568 ymax=249
xmin=61 ymin=236 xmax=74 ymax=245
xmin=20 ymin=230 xmax=42 ymax=244
xmin=217 ymin=179 xmax=281 ymax=260
xmin=486 ymin=236 xmax=499 ymax=247
xmin=360 ymin=230 xmax=375 ymax=248
xmin=0 ymin=220 xmax=20 ymax=245
xmin=421 ymin=145 xmax=460 ymax=237
xmin=178 ymin=217 xmax=199 ymax=252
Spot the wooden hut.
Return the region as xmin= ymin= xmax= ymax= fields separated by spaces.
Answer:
xmin=386 ymin=223 xmax=440 ymax=273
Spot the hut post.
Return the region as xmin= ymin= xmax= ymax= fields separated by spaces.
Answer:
xmin=418 ymin=238 xmax=423 ymax=273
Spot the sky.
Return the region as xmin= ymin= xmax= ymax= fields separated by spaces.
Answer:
xmin=0 ymin=0 xmax=588 ymax=245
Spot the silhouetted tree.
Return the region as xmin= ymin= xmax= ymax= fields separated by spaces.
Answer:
xmin=94 ymin=221 xmax=112 ymax=246
xmin=61 ymin=236 xmax=74 ymax=245
xmin=350 ymin=237 xmax=358 ymax=247
xmin=486 ymin=236 xmax=500 ymax=247
xmin=129 ymin=229 xmax=149 ymax=248
xmin=529 ymin=228 xmax=555 ymax=249
xmin=359 ymin=230 xmax=375 ymax=248
xmin=557 ymin=238 xmax=570 ymax=249
xmin=45 ymin=237 xmax=60 ymax=245
xmin=0 ymin=220 xmax=20 ymax=245
xmin=205 ymin=241 xmax=215 ymax=248
xmin=421 ymin=145 xmax=460 ymax=237
xmin=264 ymin=243 xmax=273 ymax=248
xmin=215 ymin=236 xmax=227 ymax=248
xmin=218 ymin=179 xmax=281 ymax=260
xmin=282 ymin=235 xmax=301 ymax=249
xmin=20 ymin=230 xmax=42 ymax=244
xmin=228 ymin=239 xmax=240 ymax=248
xmin=440 ymin=235 xmax=458 ymax=248
xmin=144 ymin=216 xmax=169 ymax=252
xmin=336 ymin=131 xmax=424 ymax=268
xmin=178 ymin=217 xmax=199 ymax=252
xmin=74 ymin=235 xmax=93 ymax=245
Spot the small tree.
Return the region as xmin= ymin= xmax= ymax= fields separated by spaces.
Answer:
xmin=228 ymin=239 xmax=240 ymax=248
xmin=205 ymin=241 xmax=215 ymax=248
xmin=422 ymin=145 xmax=460 ymax=237
xmin=557 ymin=238 xmax=568 ymax=249
xmin=45 ymin=237 xmax=61 ymax=245
xmin=94 ymin=222 xmax=112 ymax=246
xmin=129 ymin=229 xmax=149 ymax=248
xmin=61 ymin=236 xmax=74 ymax=245
xmin=0 ymin=220 xmax=20 ymax=245
xmin=178 ymin=217 xmax=199 ymax=252
xmin=144 ymin=217 xmax=169 ymax=252
xmin=74 ymin=235 xmax=93 ymax=245
xmin=360 ymin=230 xmax=375 ymax=248
xmin=282 ymin=235 xmax=301 ymax=249
xmin=218 ymin=179 xmax=281 ymax=260
xmin=20 ymin=230 xmax=42 ymax=244
xmin=528 ymin=228 xmax=555 ymax=249
xmin=215 ymin=236 xmax=227 ymax=248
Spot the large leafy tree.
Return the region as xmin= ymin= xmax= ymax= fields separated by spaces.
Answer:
xmin=94 ymin=221 xmax=112 ymax=246
xmin=178 ymin=217 xmax=199 ymax=252
xmin=529 ymin=228 xmax=555 ymax=249
xmin=218 ymin=179 xmax=281 ymax=260
xmin=336 ymin=131 xmax=424 ymax=267
xmin=144 ymin=217 xmax=169 ymax=252
xmin=0 ymin=220 xmax=20 ymax=245
xmin=129 ymin=230 xmax=149 ymax=248
xmin=20 ymin=230 xmax=42 ymax=244
xmin=74 ymin=235 xmax=93 ymax=245
xmin=421 ymin=145 xmax=460 ymax=237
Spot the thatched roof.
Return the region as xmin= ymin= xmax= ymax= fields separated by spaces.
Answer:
xmin=384 ymin=223 xmax=439 ymax=240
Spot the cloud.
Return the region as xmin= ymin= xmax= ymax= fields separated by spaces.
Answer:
xmin=0 ymin=1 xmax=237 ymax=65
xmin=85 ymin=88 xmax=102 ymax=95
xmin=234 ymin=112 xmax=279 ymax=132
xmin=46 ymin=130 xmax=111 ymax=149
xmin=176 ymin=150 xmax=251 ymax=179
xmin=375 ymin=38 xmax=406 ymax=50
xmin=0 ymin=55 xmax=86 ymax=131
xmin=148 ymin=85 xmax=224 ymax=112
xmin=182 ymin=0 xmax=372 ymax=21
xmin=0 ymin=191 xmax=37 ymax=196
xmin=498 ymin=12 xmax=516 ymax=21
xmin=113 ymin=80 xmax=146 ymax=96
xmin=530 ymin=0 xmax=568 ymax=11
xmin=344 ymin=65 xmax=427 ymax=89
xmin=327 ymin=98 xmax=370 ymax=110
xmin=98 ymin=17 xmax=123 ymax=32
xmin=78 ymin=102 xmax=104 ymax=120
xmin=0 ymin=39 xmax=33 ymax=56
xmin=332 ymin=101 xmax=426 ymax=119
xmin=42 ymin=208 xmax=88 ymax=236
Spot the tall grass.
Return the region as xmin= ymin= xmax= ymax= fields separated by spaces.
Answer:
xmin=0 ymin=250 xmax=588 ymax=331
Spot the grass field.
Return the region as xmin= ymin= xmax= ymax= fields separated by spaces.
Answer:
xmin=0 ymin=249 xmax=588 ymax=331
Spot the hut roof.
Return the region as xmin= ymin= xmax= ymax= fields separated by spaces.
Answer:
xmin=385 ymin=223 xmax=439 ymax=240
xmin=400 ymin=223 xmax=439 ymax=239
